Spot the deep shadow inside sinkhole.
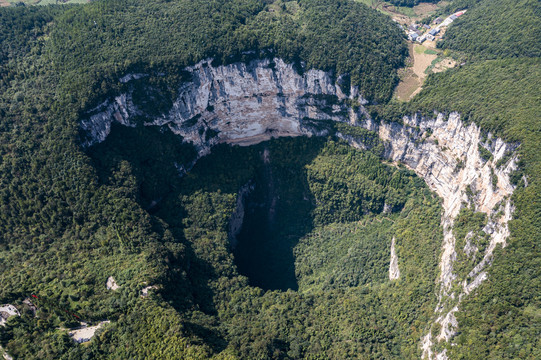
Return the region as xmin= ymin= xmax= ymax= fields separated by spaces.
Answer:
xmin=88 ymin=124 xmax=318 ymax=292
xmin=232 ymin=143 xmax=321 ymax=292
xmin=231 ymin=150 xmax=304 ymax=291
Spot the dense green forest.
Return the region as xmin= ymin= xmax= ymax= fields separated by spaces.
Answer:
xmin=438 ymin=0 xmax=541 ymax=59
xmin=0 ymin=0 xmax=539 ymax=358
xmin=369 ymin=0 xmax=541 ymax=356
xmin=406 ymin=59 xmax=541 ymax=360
xmin=386 ymin=0 xmax=438 ymax=7
xmin=0 ymin=0 xmax=426 ymax=358
xmin=44 ymin=0 xmax=406 ymax=107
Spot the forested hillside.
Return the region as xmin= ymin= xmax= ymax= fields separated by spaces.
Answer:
xmin=45 ymin=0 xmax=405 ymax=108
xmin=386 ymin=0 xmax=437 ymax=7
xmin=0 ymin=0 xmax=539 ymax=359
xmin=407 ymin=56 xmax=541 ymax=360
xmin=0 ymin=0 xmax=428 ymax=359
xmin=439 ymin=0 xmax=541 ymax=59
xmin=368 ymin=0 xmax=541 ymax=356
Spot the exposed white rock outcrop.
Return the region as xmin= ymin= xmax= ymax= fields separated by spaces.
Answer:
xmin=0 ymin=304 xmax=20 ymax=326
xmin=81 ymin=58 xmax=364 ymax=153
xmin=81 ymin=59 xmax=519 ymax=359
xmin=1 ymin=347 xmax=13 ymax=360
xmin=361 ymin=113 xmax=517 ymax=359
xmin=389 ymin=237 xmax=400 ymax=280
xmin=81 ymin=94 xmax=137 ymax=146
xmin=141 ymin=285 xmax=158 ymax=298
xmin=69 ymin=321 xmax=110 ymax=344
xmin=106 ymin=276 xmax=119 ymax=291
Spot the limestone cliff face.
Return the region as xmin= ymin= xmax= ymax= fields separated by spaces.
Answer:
xmin=228 ymin=182 xmax=254 ymax=250
xmin=360 ymin=113 xmax=517 ymax=360
xmin=81 ymin=58 xmax=518 ymax=359
xmin=81 ymin=58 xmax=363 ymax=152
xmin=389 ymin=237 xmax=400 ymax=280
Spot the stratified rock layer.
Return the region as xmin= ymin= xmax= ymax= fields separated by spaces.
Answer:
xmin=81 ymin=58 xmax=518 ymax=359
xmin=361 ymin=113 xmax=517 ymax=359
xmin=81 ymin=58 xmax=363 ymax=153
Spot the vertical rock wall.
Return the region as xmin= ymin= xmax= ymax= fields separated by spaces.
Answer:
xmin=81 ymin=59 xmax=519 ymax=359
xmin=80 ymin=58 xmax=364 ymax=154
xmin=360 ymin=113 xmax=517 ymax=359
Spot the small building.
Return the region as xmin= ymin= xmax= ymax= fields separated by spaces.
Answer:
xmin=455 ymin=11 xmax=465 ymax=17
xmin=450 ymin=14 xmax=458 ymax=20
xmin=408 ymin=24 xmax=419 ymax=31
xmin=409 ymin=32 xmax=419 ymax=41
xmin=427 ymin=34 xmax=435 ymax=41
xmin=0 ymin=305 xmax=20 ymax=326
xmin=433 ymin=17 xmax=442 ymax=25
xmin=442 ymin=18 xmax=453 ymax=26
xmin=417 ymin=35 xmax=426 ymax=44
xmin=429 ymin=28 xmax=440 ymax=36
xmin=423 ymin=24 xmax=431 ymax=30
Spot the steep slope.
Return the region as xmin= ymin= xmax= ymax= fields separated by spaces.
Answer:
xmin=0 ymin=1 xmax=413 ymax=359
xmin=80 ymin=58 xmax=364 ymax=151
xmin=439 ymin=0 xmax=541 ymax=59
xmin=81 ymin=54 xmax=520 ymax=358
xmin=0 ymin=0 xmax=539 ymax=359
xmin=406 ymin=58 xmax=541 ymax=360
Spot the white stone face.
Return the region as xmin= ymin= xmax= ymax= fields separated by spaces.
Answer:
xmin=81 ymin=60 xmax=519 ymax=359
xmin=69 ymin=321 xmax=110 ymax=344
xmin=389 ymin=237 xmax=400 ymax=280
xmin=81 ymin=58 xmax=362 ymax=152
xmin=372 ymin=113 xmax=516 ymax=296
xmin=365 ymin=112 xmax=517 ymax=359
xmin=106 ymin=276 xmax=119 ymax=291
xmin=0 ymin=304 xmax=20 ymax=326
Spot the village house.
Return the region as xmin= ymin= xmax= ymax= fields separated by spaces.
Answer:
xmin=408 ymin=24 xmax=419 ymax=31
xmin=0 ymin=304 xmax=20 ymax=326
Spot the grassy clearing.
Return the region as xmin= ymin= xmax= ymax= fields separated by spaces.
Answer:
xmin=394 ymin=5 xmax=416 ymax=16
xmin=425 ymin=56 xmax=442 ymax=74
xmin=414 ymin=45 xmax=427 ymax=54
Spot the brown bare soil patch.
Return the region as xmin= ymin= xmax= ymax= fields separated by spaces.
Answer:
xmin=395 ymin=70 xmax=421 ymax=101
xmin=412 ymin=45 xmax=438 ymax=78
xmin=433 ymin=58 xmax=456 ymax=73
xmin=394 ymin=43 xmax=438 ymax=101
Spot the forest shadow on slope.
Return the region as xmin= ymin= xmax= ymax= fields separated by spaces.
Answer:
xmin=231 ymin=144 xmax=320 ymax=291
xmin=83 ymin=122 xmax=445 ymax=358
xmin=180 ymin=138 xmax=327 ymax=292
xmin=88 ymin=124 xmax=323 ymax=293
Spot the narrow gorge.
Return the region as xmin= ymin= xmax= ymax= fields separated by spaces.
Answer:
xmin=81 ymin=57 xmax=519 ymax=359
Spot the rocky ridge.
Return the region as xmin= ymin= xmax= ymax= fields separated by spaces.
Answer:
xmin=80 ymin=58 xmax=364 ymax=153
xmin=80 ymin=58 xmax=518 ymax=359
xmin=359 ymin=113 xmax=517 ymax=359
